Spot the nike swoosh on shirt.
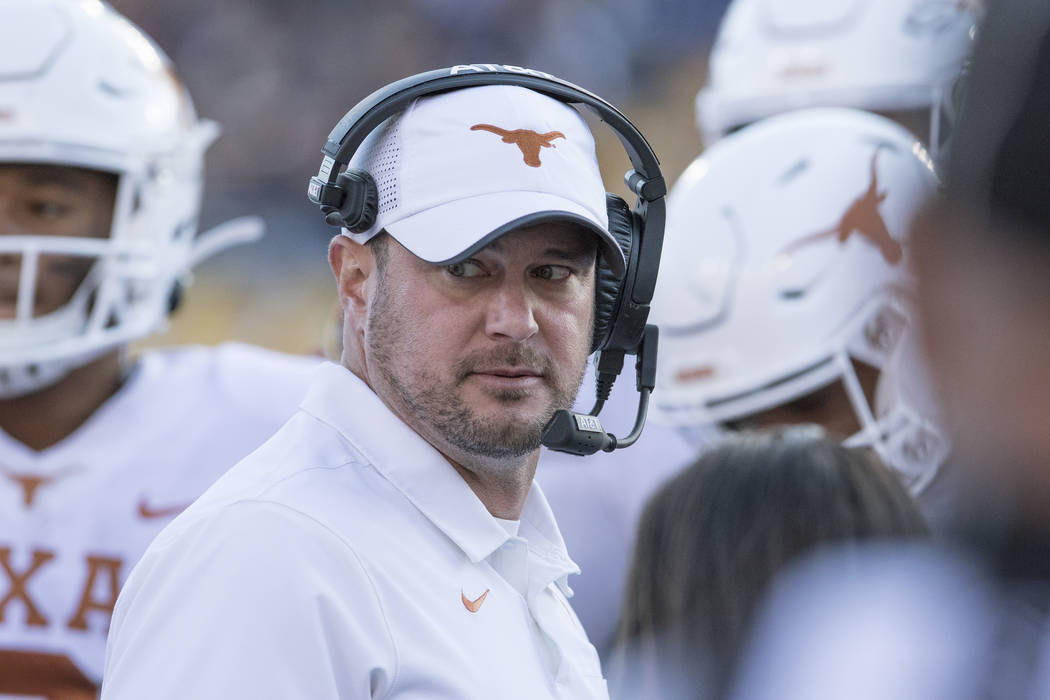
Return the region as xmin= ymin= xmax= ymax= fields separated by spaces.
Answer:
xmin=461 ymin=589 xmax=490 ymax=613
xmin=137 ymin=498 xmax=191 ymax=520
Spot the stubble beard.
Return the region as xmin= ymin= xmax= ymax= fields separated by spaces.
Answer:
xmin=366 ymin=281 xmax=587 ymax=461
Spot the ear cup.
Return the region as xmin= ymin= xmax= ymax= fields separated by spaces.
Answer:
xmin=324 ymin=170 xmax=379 ymax=232
xmin=592 ymin=194 xmax=635 ymax=352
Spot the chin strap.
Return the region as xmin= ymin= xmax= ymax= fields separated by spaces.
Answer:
xmin=541 ymin=324 xmax=658 ymax=456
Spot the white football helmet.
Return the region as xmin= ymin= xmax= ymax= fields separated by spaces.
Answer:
xmin=697 ymin=0 xmax=981 ymax=152
xmin=649 ymin=108 xmax=938 ymax=464
xmin=0 ymin=0 xmax=261 ymax=397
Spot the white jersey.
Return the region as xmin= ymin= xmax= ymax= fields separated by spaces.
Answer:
xmin=0 ymin=343 xmax=316 ymax=696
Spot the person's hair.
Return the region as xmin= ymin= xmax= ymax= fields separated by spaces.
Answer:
xmin=613 ymin=428 xmax=929 ymax=698
xmin=368 ymin=231 xmax=391 ymax=272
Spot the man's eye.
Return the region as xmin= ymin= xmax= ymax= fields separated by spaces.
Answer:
xmin=446 ymin=260 xmax=485 ymax=278
xmin=532 ymin=265 xmax=571 ymax=281
xmin=28 ymin=200 xmax=71 ymax=217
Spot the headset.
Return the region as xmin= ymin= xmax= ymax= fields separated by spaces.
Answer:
xmin=308 ymin=64 xmax=666 ymax=455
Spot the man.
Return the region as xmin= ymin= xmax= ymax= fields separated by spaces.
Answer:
xmin=0 ymin=1 xmax=315 ymax=694
xmin=729 ymin=2 xmax=1050 ymax=696
xmin=103 ymin=83 xmax=626 ymax=698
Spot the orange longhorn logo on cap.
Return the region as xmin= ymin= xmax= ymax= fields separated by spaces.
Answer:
xmin=470 ymin=124 xmax=565 ymax=167
xmin=780 ymin=145 xmax=903 ymax=265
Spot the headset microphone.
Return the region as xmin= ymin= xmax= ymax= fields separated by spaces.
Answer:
xmin=541 ymin=324 xmax=659 ymax=456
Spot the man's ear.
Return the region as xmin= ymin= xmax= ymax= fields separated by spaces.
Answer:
xmin=329 ymin=234 xmax=374 ymax=319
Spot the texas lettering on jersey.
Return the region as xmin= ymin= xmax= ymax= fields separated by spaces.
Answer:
xmin=0 ymin=546 xmax=123 ymax=631
xmin=0 ymin=545 xmax=124 ymax=697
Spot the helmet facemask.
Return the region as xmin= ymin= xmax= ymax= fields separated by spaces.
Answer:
xmin=0 ymin=0 xmax=261 ymax=398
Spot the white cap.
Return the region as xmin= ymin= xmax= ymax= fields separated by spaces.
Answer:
xmin=344 ymin=85 xmax=624 ymax=276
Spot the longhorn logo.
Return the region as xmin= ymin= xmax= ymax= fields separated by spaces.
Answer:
xmin=781 ymin=146 xmax=903 ymax=265
xmin=470 ymin=124 xmax=566 ymax=167
xmin=0 ymin=464 xmax=78 ymax=508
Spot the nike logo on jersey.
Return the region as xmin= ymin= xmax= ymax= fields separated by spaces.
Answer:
xmin=136 ymin=498 xmax=191 ymax=520
xmin=461 ymin=588 xmax=490 ymax=613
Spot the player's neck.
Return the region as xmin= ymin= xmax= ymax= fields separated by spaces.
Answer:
xmin=0 ymin=350 xmax=127 ymax=451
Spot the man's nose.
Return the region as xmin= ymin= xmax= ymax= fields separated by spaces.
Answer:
xmin=484 ymin=281 xmax=539 ymax=343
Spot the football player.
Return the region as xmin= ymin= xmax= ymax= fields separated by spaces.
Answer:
xmin=0 ymin=0 xmax=315 ymax=694
xmin=697 ymin=0 xmax=981 ymax=155
xmin=643 ymin=0 xmax=979 ymax=520
xmin=648 ymin=108 xmax=942 ymax=499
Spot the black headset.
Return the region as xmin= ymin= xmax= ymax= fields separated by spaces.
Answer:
xmin=308 ymin=64 xmax=666 ymax=455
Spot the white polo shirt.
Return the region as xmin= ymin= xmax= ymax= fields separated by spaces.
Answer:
xmin=102 ymin=362 xmax=608 ymax=699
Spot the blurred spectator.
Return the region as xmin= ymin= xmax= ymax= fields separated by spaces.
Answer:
xmin=609 ymin=429 xmax=928 ymax=699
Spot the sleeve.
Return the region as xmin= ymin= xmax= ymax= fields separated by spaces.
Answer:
xmin=101 ymin=501 xmax=398 ymax=700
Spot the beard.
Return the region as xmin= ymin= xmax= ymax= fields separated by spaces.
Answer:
xmin=366 ymin=284 xmax=588 ymax=460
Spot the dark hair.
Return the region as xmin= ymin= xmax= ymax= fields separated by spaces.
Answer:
xmin=368 ymin=231 xmax=391 ymax=271
xmin=613 ymin=429 xmax=928 ymax=698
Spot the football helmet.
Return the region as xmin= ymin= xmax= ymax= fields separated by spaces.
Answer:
xmin=0 ymin=0 xmax=260 ymax=397
xmin=649 ymin=108 xmax=938 ymax=464
xmin=697 ymin=0 xmax=981 ymax=153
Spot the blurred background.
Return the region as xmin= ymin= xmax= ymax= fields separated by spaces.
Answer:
xmin=111 ymin=0 xmax=730 ymax=356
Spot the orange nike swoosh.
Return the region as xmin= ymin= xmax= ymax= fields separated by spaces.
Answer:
xmin=461 ymin=589 xmax=490 ymax=613
xmin=137 ymin=499 xmax=191 ymax=520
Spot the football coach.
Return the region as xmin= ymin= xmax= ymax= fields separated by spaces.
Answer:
xmin=101 ymin=66 xmax=666 ymax=699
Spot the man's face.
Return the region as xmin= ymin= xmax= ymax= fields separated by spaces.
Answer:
xmin=365 ymin=222 xmax=597 ymax=461
xmin=0 ymin=163 xmax=117 ymax=319
xmin=726 ymin=361 xmax=880 ymax=440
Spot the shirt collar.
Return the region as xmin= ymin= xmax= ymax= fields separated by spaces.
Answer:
xmin=299 ymin=363 xmax=577 ymax=582
xmin=520 ymin=480 xmax=580 ymax=597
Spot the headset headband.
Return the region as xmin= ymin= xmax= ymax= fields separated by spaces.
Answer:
xmin=308 ymin=64 xmax=667 ymax=309
xmin=321 ymin=65 xmax=663 ymax=194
